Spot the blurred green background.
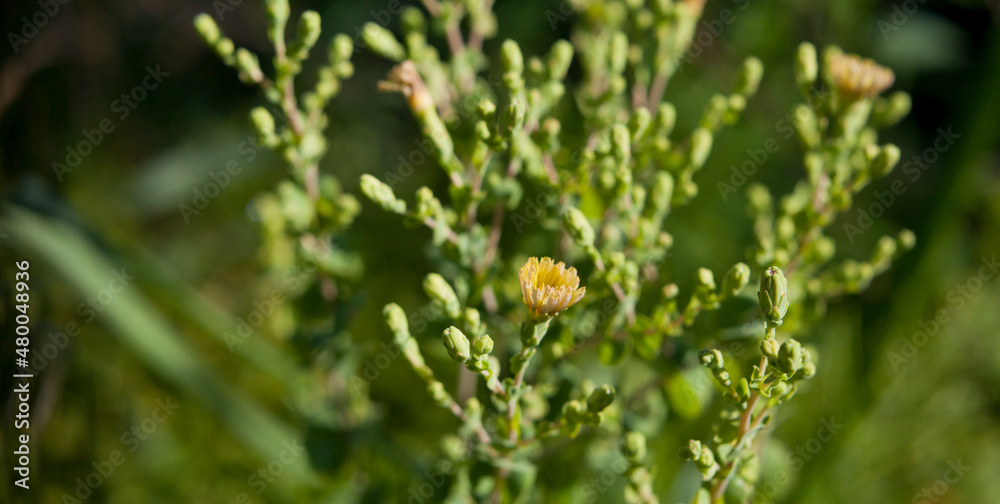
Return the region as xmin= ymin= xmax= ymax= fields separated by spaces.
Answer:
xmin=2 ymin=0 xmax=999 ymax=503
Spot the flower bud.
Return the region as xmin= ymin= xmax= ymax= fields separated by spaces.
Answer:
xmin=699 ymin=348 xmax=723 ymax=369
xmin=472 ymin=334 xmax=494 ymax=356
xmin=330 ymin=34 xmax=354 ymax=62
xmin=442 ymin=326 xmax=471 ymax=363
xmin=758 ymin=266 xmax=789 ymax=327
xmin=250 ymin=107 xmax=275 ymax=141
xmin=656 ymin=103 xmax=676 ymax=136
xmin=624 ymin=432 xmax=647 ymax=461
xmin=689 ymin=127 xmax=713 ymax=169
xmin=721 ymin=262 xmax=751 ymax=298
xmin=423 ymin=273 xmax=461 ymax=319
xmin=501 ymin=39 xmax=523 ymax=75
xmin=547 ymin=40 xmax=574 ymax=80
xmin=736 ymin=56 xmax=764 ymax=96
xmin=360 ymin=174 xmax=406 ymax=214
xmin=609 ymin=31 xmax=628 ymax=74
xmin=898 ymin=229 xmax=916 ymax=251
xmin=611 ymin=123 xmax=631 ymax=163
xmin=760 ymin=338 xmax=779 ymax=358
xmin=795 ymin=42 xmax=818 ymax=91
xmin=872 ymin=91 xmax=911 ymax=127
xmin=586 ymin=384 xmax=616 ymax=412
xmin=870 ymin=144 xmax=901 ymax=178
xmin=383 ymin=303 xmax=410 ymax=342
xmin=663 ymin=283 xmax=679 ymax=300
xmin=777 ymin=339 xmax=804 ymax=374
xmin=362 ymin=22 xmax=406 ymax=61
xmin=235 ymin=49 xmax=263 ymax=83
xmin=291 ymin=10 xmax=322 ymax=59
xmin=193 ymin=14 xmax=221 ymax=45
xmin=563 ymin=207 xmax=595 ymax=248
xmin=463 ymin=307 xmax=483 ymax=336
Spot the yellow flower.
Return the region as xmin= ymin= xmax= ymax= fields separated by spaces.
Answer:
xmin=519 ymin=257 xmax=586 ymax=318
xmin=827 ymin=52 xmax=894 ymax=99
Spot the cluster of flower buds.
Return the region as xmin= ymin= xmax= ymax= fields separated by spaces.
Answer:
xmin=699 ymin=348 xmax=732 ymax=388
xmin=680 ymin=439 xmax=720 ymax=482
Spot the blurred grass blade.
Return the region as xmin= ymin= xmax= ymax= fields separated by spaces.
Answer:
xmin=4 ymin=204 xmax=316 ymax=485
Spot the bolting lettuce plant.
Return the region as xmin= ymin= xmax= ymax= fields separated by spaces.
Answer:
xmin=197 ymin=0 xmax=915 ymax=502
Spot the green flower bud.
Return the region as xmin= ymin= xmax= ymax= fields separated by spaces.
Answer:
xmin=801 ymin=361 xmax=817 ymax=379
xmin=330 ymin=34 xmax=354 ymax=63
xmin=472 ymin=334 xmax=494 ymax=356
xmin=761 ymin=338 xmax=779 ymax=359
xmin=193 ymin=14 xmax=221 ymax=45
xmin=427 ymin=380 xmax=450 ymax=406
xmin=360 ymin=174 xmax=406 ymax=214
xmin=463 ymin=307 xmax=483 ymax=336
xmin=235 ymin=49 xmax=263 ymax=83
xmin=265 ymin=0 xmax=289 ymax=26
xmin=609 ymin=31 xmax=628 ymax=74
xmin=586 ymin=384 xmax=616 ymax=412
xmin=649 ymin=172 xmax=674 ymax=216
xmin=424 ymin=273 xmax=461 ymax=319
xmin=689 ymin=127 xmax=713 ymax=169
xmin=563 ymin=207 xmax=595 ymax=248
xmin=699 ymin=348 xmax=723 ymax=369
xmin=501 ymin=39 xmax=523 ymax=75
xmin=476 ymin=98 xmax=496 ymax=122
xmin=291 ymin=10 xmax=322 ymax=60
xmin=440 ymin=434 xmax=465 ymax=462
xmin=870 ymin=144 xmax=901 ymax=178
xmin=362 ymin=22 xmax=405 ymax=61
xmin=872 ymin=91 xmax=911 ymax=127
xmin=898 ymin=229 xmax=916 ymax=251
xmin=401 ymin=6 xmax=426 ymax=34
xmin=547 ymin=40 xmax=574 ymax=80
xmin=442 ymin=326 xmax=471 ymax=363
xmin=383 ymin=303 xmax=410 ymax=342
xmin=736 ymin=57 xmax=764 ymax=96
xmin=873 ymin=235 xmax=898 ymax=265
xmin=776 ymin=339 xmax=804 ymax=374
xmin=663 ymin=283 xmax=679 ymax=300
xmin=414 ymin=186 xmax=441 ymax=220
xmin=758 ymin=266 xmax=789 ymax=327
xmin=721 ymin=262 xmax=751 ymax=298
xmin=696 ymin=267 xmax=716 ymax=292
xmin=249 ymin=107 xmax=275 ymax=141
xmin=795 ymin=42 xmax=818 ymax=91
xmin=214 ymin=38 xmax=235 ymax=58
xmin=656 ymin=103 xmax=677 ymax=136
xmin=624 ymin=432 xmax=647 ymax=461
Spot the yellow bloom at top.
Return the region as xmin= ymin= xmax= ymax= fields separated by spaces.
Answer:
xmin=827 ymin=52 xmax=894 ymax=99
xmin=519 ymin=257 xmax=586 ymax=319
